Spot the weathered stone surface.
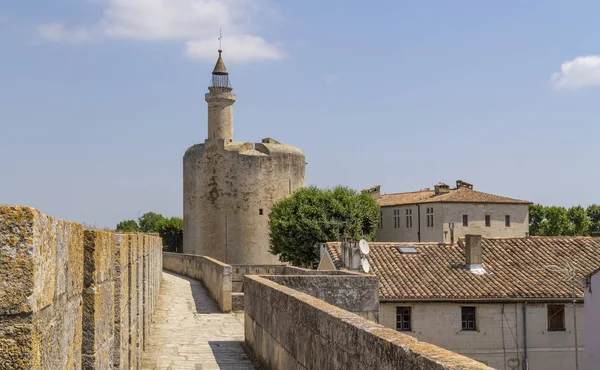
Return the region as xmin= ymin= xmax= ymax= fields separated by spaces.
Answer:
xmin=163 ymin=252 xmax=232 ymax=312
xmin=0 ymin=207 xmax=163 ymax=370
xmin=183 ymin=75 xmax=306 ymax=265
xmin=0 ymin=314 xmax=36 ymax=369
xmin=244 ymin=275 xmax=494 ymax=370
xmin=265 ymin=275 xmax=379 ymax=321
xmin=82 ymin=230 xmax=115 ymax=370
xmin=140 ymin=271 xmax=255 ymax=370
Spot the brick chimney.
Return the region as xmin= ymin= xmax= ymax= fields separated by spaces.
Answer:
xmin=465 ymin=234 xmax=485 ymax=275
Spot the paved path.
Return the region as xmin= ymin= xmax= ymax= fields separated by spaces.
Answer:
xmin=141 ymin=271 xmax=256 ymax=370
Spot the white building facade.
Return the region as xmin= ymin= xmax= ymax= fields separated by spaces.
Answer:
xmin=319 ymin=235 xmax=597 ymax=370
xmin=369 ymin=181 xmax=531 ymax=243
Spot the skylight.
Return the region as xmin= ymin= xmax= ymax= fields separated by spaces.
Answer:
xmin=398 ymin=246 xmax=418 ymax=254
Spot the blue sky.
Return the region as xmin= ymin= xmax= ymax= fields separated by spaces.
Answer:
xmin=2 ymin=0 xmax=600 ymax=227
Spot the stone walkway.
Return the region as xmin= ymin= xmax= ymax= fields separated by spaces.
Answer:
xmin=141 ymin=271 xmax=256 ymax=370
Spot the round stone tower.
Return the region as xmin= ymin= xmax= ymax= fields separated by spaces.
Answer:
xmin=183 ymin=49 xmax=306 ymax=264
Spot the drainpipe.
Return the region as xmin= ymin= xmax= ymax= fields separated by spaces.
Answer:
xmin=417 ymin=204 xmax=421 ymax=242
xmin=523 ymin=302 xmax=528 ymax=370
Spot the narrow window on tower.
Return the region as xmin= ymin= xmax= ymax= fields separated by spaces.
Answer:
xmin=505 ymin=215 xmax=511 ymax=227
xmin=259 ymin=208 xmax=264 ymax=216
xmin=485 ymin=215 xmax=491 ymax=227
xmin=463 ymin=215 xmax=468 ymax=227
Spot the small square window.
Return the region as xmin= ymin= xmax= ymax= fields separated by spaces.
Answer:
xmin=505 ymin=215 xmax=511 ymax=227
xmin=396 ymin=307 xmax=411 ymax=331
xmin=548 ymin=305 xmax=565 ymax=331
xmin=461 ymin=307 xmax=476 ymax=331
xmin=485 ymin=215 xmax=491 ymax=227
xmin=463 ymin=215 xmax=468 ymax=227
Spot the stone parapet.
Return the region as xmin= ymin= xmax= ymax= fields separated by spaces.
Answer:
xmin=0 ymin=206 xmax=163 ymax=370
xmin=244 ymin=275 xmax=494 ymax=370
xmin=163 ymin=252 xmax=232 ymax=312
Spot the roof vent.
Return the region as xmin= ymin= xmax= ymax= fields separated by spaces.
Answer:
xmin=398 ymin=246 xmax=418 ymax=254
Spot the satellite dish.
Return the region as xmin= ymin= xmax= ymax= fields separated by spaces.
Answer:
xmin=359 ymin=239 xmax=370 ymax=255
xmin=361 ymin=257 xmax=370 ymax=273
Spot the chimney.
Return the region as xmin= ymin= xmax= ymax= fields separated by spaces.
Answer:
xmin=465 ymin=234 xmax=485 ymax=275
xmin=456 ymin=180 xmax=473 ymax=190
xmin=341 ymin=239 xmax=361 ymax=271
xmin=434 ymin=183 xmax=450 ymax=196
xmin=363 ymin=185 xmax=381 ymax=199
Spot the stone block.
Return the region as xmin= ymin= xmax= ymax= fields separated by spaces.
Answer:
xmin=35 ymin=295 xmax=83 ymax=370
xmin=84 ymin=230 xmax=114 ymax=286
xmin=82 ymin=340 xmax=112 ymax=370
xmin=0 ymin=207 xmax=36 ymax=316
xmin=82 ymin=280 xmax=114 ymax=355
xmin=0 ymin=207 xmax=85 ymax=369
xmin=0 ymin=314 xmax=36 ymax=369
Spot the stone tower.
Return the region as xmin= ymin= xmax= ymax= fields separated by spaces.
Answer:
xmin=183 ymin=49 xmax=306 ymax=264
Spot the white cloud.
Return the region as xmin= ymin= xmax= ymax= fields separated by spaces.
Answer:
xmin=37 ymin=23 xmax=91 ymax=43
xmin=551 ymin=56 xmax=600 ymax=90
xmin=37 ymin=0 xmax=285 ymax=63
xmin=186 ymin=35 xmax=284 ymax=63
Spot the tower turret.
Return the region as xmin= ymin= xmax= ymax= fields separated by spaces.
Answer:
xmin=205 ymin=50 xmax=236 ymax=142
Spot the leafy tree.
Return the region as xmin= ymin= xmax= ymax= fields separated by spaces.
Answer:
xmin=528 ymin=204 xmax=546 ymax=236
xmin=116 ymin=219 xmax=140 ymax=232
xmin=138 ymin=212 xmax=165 ymax=233
xmin=543 ymin=206 xmax=571 ymax=236
xmin=157 ymin=217 xmax=183 ymax=253
xmin=567 ymin=206 xmax=590 ymax=236
xmin=587 ymin=205 xmax=600 ymax=236
xmin=268 ymin=186 xmax=380 ymax=267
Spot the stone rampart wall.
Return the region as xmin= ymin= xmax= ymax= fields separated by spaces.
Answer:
xmin=264 ymin=275 xmax=379 ymax=321
xmin=244 ymin=275 xmax=493 ymax=370
xmin=0 ymin=206 xmax=162 ymax=369
xmin=231 ymin=264 xmax=356 ymax=293
xmin=163 ymin=252 xmax=232 ymax=312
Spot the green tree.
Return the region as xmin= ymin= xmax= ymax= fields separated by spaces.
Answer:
xmin=268 ymin=186 xmax=380 ymax=267
xmin=528 ymin=204 xmax=547 ymax=236
xmin=116 ymin=219 xmax=140 ymax=232
xmin=543 ymin=206 xmax=571 ymax=236
xmin=157 ymin=217 xmax=183 ymax=253
xmin=567 ymin=205 xmax=590 ymax=236
xmin=138 ymin=212 xmax=165 ymax=233
xmin=587 ymin=205 xmax=600 ymax=236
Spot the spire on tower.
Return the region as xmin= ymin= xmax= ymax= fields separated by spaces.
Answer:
xmin=212 ymin=50 xmax=228 ymax=76
xmin=209 ymin=29 xmax=232 ymax=91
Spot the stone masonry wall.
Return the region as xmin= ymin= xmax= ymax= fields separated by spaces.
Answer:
xmin=264 ymin=275 xmax=380 ymax=322
xmin=0 ymin=206 xmax=162 ymax=370
xmin=244 ymin=275 xmax=493 ymax=370
xmin=163 ymin=252 xmax=232 ymax=312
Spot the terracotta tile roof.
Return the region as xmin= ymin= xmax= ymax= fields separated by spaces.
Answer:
xmin=323 ymin=237 xmax=600 ymax=300
xmin=324 ymin=242 xmax=344 ymax=269
xmin=377 ymin=187 xmax=531 ymax=207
